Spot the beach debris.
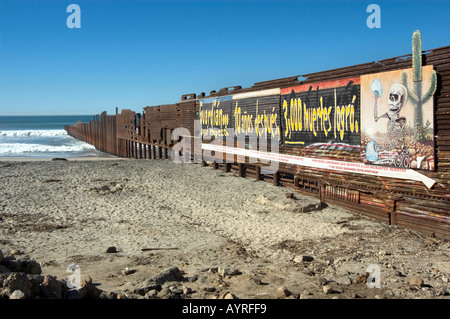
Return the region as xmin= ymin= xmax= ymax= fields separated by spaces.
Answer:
xmin=141 ymin=247 xmax=179 ymax=251
xmin=133 ymin=282 xmax=162 ymax=296
xmin=205 ymin=267 xmax=218 ymax=274
xmin=52 ymin=158 xmax=68 ymax=161
xmin=150 ymin=267 xmax=184 ymax=285
xmin=66 ymin=286 xmax=87 ymax=299
xmin=10 ymin=249 xmax=23 ymax=256
xmin=274 ymin=286 xmax=292 ymax=298
xmin=136 ymin=281 xmax=187 ymax=299
xmin=409 ymin=277 xmax=425 ymax=287
xmin=302 ymin=289 xmax=313 ymax=296
xmin=41 ymin=179 xmax=62 ymax=183
xmin=133 ymin=266 xmax=184 ymax=297
xmin=99 ymin=291 xmax=118 ymax=299
xmin=182 ymin=285 xmax=192 ymax=295
xmin=16 ymin=257 xmax=42 ymax=275
xmin=109 ymin=184 xmax=123 ymax=193
xmin=185 ymin=274 xmax=198 ymax=282
xmin=0 ymin=265 xmax=10 ymax=274
xmin=144 ymin=289 xmax=158 ymax=299
xmin=218 ymin=266 xmax=241 ymax=278
xmin=323 ymin=284 xmax=335 ymax=294
xmin=158 ymin=287 xmax=176 ymax=298
xmin=293 ymin=255 xmax=314 ymax=263
xmin=2 ymin=256 xmax=39 ymax=274
xmin=249 ymin=276 xmax=263 ymax=285
xmin=285 ymin=192 xmax=295 ymax=199
xmin=39 ymin=282 xmax=57 ymax=299
xmin=168 ymin=284 xmax=184 ymax=295
xmin=395 ymin=270 xmax=406 ymax=277
xmin=218 ymin=280 xmax=230 ymax=288
xmin=122 ymin=267 xmax=136 ymax=275
xmin=221 ymin=291 xmax=237 ymax=299
xmin=81 ymin=275 xmax=103 ymax=299
xmin=42 ymin=275 xmax=65 ymax=299
xmin=90 ymin=183 xmax=123 ymax=195
xmin=0 ymin=254 xmax=102 ymax=299
xmin=295 ymin=202 xmax=327 ymax=213
xmin=26 ymin=274 xmax=42 ymax=295
xmin=356 ymin=272 xmax=370 ymax=284
xmin=2 ymin=272 xmax=33 ymax=298
xmin=316 ymin=276 xmax=330 ymax=286
xmin=106 ymin=246 xmax=118 ymax=253
xmin=9 ymin=290 xmax=26 ymax=299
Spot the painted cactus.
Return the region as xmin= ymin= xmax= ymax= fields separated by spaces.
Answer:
xmin=402 ymin=30 xmax=437 ymax=141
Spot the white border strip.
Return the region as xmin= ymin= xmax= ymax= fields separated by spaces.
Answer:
xmin=232 ymin=88 xmax=280 ymax=100
xmin=202 ymin=144 xmax=436 ymax=189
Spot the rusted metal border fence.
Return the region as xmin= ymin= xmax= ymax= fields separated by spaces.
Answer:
xmin=65 ymin=45 xmax=450 ymax=239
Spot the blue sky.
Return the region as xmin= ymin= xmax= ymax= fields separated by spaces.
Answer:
xmin=0 ymin=0 xmax=449 ymax=116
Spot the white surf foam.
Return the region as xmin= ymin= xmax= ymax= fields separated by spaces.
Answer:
xmin=0 ymin=142 xmax=96 ymax=154
xmin=0 ymin=129 xmax=68 ymax=138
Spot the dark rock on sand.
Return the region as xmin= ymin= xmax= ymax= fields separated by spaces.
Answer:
xmin=106 ymin=246 xmax=118 ymax=253
xmin=274 ymin=286 xmax=292 ymax=298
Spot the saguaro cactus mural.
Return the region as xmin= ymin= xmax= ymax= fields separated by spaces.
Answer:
xmin=402 ymin=30 xmax=437 ymax=141
xmin=361 ymin=30 xmax=436 ymax=170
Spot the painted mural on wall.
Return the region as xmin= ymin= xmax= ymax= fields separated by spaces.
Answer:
xmin=360 ymin=65 xmax=436 ymax=170
xmin=198 ymin=96 xmax=232 ymax=137
xmin=231 ymin=89 xmax=281 ymax=142
xmin=280 ymin=78 xmax=361 ymax=150
xmin=198 ymin=89 xmax=281 ymax=142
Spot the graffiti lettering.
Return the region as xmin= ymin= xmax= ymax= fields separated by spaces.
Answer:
xmin=234 ymin=102 xmax=254 ymax=134
xmin=282 ymin=87 xmax=359 ymax=145
xmin=199 ymin=100 xmax=230 ymax=137
xmin=334 ymin=93 xmax=358 ymax=140
xmin=254 ymin=103 xmax=280 ymax=139
xmin=235 ymin=101 xmax=280 ymax=140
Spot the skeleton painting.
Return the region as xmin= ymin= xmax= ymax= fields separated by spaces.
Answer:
xmin=360 ymin=66 xmax=435 ymax=170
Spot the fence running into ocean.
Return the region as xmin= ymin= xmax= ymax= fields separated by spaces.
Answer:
xmin=65 ymin=42 xmax=450 ymax=239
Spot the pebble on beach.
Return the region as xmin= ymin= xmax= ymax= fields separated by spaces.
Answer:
xmin=106 ymin=247 xmax=118 ymax=254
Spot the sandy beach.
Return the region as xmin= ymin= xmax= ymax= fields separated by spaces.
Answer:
xmin=0 ymin=157 xmax=449 ymax=299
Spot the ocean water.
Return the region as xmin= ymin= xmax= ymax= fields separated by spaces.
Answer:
xmin=0 ymin=115 xmax=107 ymax=158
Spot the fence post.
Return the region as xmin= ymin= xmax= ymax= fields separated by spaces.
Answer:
xmin=255 ymin=166 xmax=261 ymax=181
xmin=273 ymin=171 xmax=280 ymax=186
xmin=239 ymin=163 xmax=245 ymax=177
